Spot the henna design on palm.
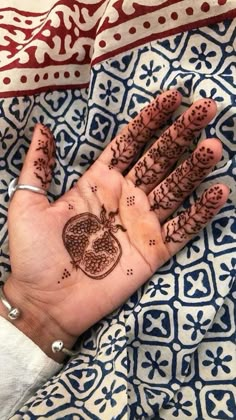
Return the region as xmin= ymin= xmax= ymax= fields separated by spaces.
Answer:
xmin=109 ymin=90 xmax=180 ymax=169
xmin=133 ymin=101 xmax=212 ymax=188
xmin=164 ymin=185 xmax=224 ymax=243
xmin=61 ymin=268 xmax=71 ymax=280
xmin=62 ymin=206 xmax=126 ymax=279
xmin=33 ymin=126 xmax=55 ymax=188
xmin=150 ymin=145 xmax=215 ymax=211
xmin=126 ymin=196 xmax=136 ymax=206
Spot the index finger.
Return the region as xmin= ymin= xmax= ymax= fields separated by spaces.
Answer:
xmin=97 ymin=89 xmax=182 ymax=172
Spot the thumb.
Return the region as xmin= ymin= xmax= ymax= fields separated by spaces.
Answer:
xmin=10 ymin=124 xmax=55 ymax=207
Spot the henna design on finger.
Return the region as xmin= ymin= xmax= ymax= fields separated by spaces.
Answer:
xmin=150 ymin=146 xmax=215 ymax=211
xmin=149 ymin=239 xmax=156 ymax=246
xmin=164 ymin=185 xmax=224 ymax=243
xmin=133 ymin=101 xmax=212 ymax=188
xmin=91 ymin=186 xmax=98 ymax=193
xmin=33 ymin=126 xmax=55 ymax=188
xmin=109 ymin=91 xmax=180 ymax=169
xmin=62 ymin=205 xmax=126 ymax=279
xmin=68 ymin=203 xmax=74 ymax=210
xmin=127 ymin=268 xmax=133 ymax=276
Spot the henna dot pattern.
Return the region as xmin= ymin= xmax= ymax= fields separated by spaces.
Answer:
xmin=91 ymin=186 xmax=98 ymax=193
xmin=62 ymin=268 xmax=71 ymax=280
xmin=149 ymin=239 xmax=156 ymax=246
xmin=126 ymin=195 xmax=135 ymax=206
xmin=62 ymin=205 xmax=126 ymax=279
xmin=68 ymin=203 xmax=74 ymax=210
xmin=127 ymin=268 xmax=133 ymax=276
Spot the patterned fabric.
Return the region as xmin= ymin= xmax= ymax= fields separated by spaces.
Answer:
xmin=1 ymin=0 xmax=236 ymax=97
xmin=0 ymin=1 xmax=235 ymax=419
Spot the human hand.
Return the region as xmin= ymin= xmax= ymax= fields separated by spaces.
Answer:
xmin=3 ymin=90 xmax=229 ymax=361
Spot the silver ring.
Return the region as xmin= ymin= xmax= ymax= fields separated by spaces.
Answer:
xmin=8 ymin=178 xmax=47 ymax=200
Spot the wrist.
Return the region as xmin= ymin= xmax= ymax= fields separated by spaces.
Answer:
xmin=0 ymin=277 xmax=77 ymax=363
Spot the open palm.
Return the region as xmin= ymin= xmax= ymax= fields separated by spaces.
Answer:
xmin=6 ymin=90 xmax=228 ymax=359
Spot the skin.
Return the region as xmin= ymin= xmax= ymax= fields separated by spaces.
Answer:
xmin=0 ymin=90 xmax=229 ymax=363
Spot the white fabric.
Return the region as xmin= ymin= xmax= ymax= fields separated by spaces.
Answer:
xmin=0 ymin=317 xmax=61 ymax=419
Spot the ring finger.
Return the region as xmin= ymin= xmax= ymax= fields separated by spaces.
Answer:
xmin=149 ymin=138 xmax=223 ymax=224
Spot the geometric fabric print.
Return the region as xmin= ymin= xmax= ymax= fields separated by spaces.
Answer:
xmin=178 ymin=306 xmax=213 ymax=345
xmin=176 ymin=350 xmax=196 ymax=382
xmin=175 ymin=234 xmax=205 ymax=263
xmin=145 ymin=273 xmax=175 ymax=301
xmin=181 ymin=34 xmax=222 ymax=74
xmin=210 ymin=213 xmax=236 ymax=248
xmin=219 ymin=112 xmax=236 ymax=159
xmin=200 ymin=385 xmax=236 ymax=420
xmin=219 ymin=257 xmax=236 ymax=293
xmin=142 ymin=306 xmax=174 ymax=343
xmin=160 ymin=386 xmax=197 ymax=420
xmin=8 ymin=96 xmax=33 ymax=124
xmin=89 ymin=112 xmax=112 ymax=143
xmin=210 ymin=254 xmax=236 ymax=298
xmin=126 ymin=91 xmax=152 ymax=120
xmin=138 ymin=345 xmax=172 ymax=385
xmin=185 ymin=270 xmax=210 ymax=297
xmin=207 ymin=299 xmax=235 ymax=338
xmin=140 ymin=386 xmax=170 ymax=418
xmin=198 ymin=342 xmax=235 ymax=381
xmin=178 ymin=263 xmax=214 ymax=302
xmin=1 ymin=0 xmax=234 ymax=98
xmin=134 ymin=50 xmax=169 ymax=91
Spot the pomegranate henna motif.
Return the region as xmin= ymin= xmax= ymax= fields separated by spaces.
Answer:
xmin=164 ymin=185 xmax=224 ymax=243
xmin=108 ymin=90 xmax=180 ymax=169
xmin=133 ymin=100 xmax=213 ymax=188
xmin=150 ymin=145 xmax=215 ymax=211
xmin=33 ymin=126 xmax=55 ymax=189
xmin=62 ymin=205 xmax=126 ymax=279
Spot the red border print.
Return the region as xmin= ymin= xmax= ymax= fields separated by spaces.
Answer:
xmin=0 ymin=0 xmax=235 ymax=97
